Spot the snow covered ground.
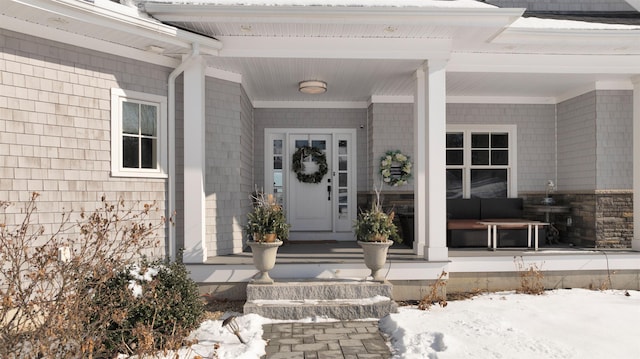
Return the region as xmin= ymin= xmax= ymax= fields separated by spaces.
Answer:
xmin=158 ymin=288 xmax=639 ymax=359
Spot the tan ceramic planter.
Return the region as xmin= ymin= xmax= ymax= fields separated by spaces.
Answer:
xmin=357 ymin=240 xmax=393 ymax=282
xmin=248 ymin=241 xmax=283 ymax=284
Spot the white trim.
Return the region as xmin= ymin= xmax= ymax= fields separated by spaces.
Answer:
xmin=369 ymin=95 xmax=414 ymax=104
xmin=8 ymin=0 xmax=221 ymax=54
xmin=110 ymin=88 xmax=168 ymax=179
xmin=146 ymin=3 xmax=524 ymax=26
xmin=205 ymin=67 xmax=243 ymax=84
xmin=448 ymin=53 xmax=640 ymax=74
xmin=633 ymin=78 xmax=640 ymax=251
xmin=413 ymin=65 xmax=427 ymax=258
xmin=182 ymin=56 xmax=207 ymax=263
xmin=217 ymin=37 xmax=452 ymax=60
xmin=447 ymin=96 xmax=557 ymax=105
xmin=253 ymin=101 xmax=369 ymax=109
xmin=446 ymin=124 xmax=518 ymax=198
xmin=0 ymin=14 xmax=179 ymax=68
xmin=494 ymin=27 xmax=640 ymax=48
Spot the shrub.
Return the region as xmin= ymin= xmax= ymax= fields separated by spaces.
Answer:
xmin=418 ymin=271 xmax=448 ymax=310
xmin=91 ymin=258 xmax=204 ymax=356
xmin=0 ymin=193 xmax=174 ymax=358
xmin=514 ymin=257 xmax=545 ymax=295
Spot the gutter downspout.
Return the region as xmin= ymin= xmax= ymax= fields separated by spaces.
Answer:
xmin=168 ymin=43 xmax=200 ymax=262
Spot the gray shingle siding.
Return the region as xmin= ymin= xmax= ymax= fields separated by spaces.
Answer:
xmin=0 ymin=28 xmax=168 ymax=254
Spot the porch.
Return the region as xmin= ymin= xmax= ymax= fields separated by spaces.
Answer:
xmin=190 ymin=241 xmax=640 ymax=300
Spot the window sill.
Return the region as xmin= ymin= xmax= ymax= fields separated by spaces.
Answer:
xmin=111 ymin=170 xmax=168 ymax=179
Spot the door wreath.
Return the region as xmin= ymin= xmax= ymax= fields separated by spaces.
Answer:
xmin=380 ymin=150 xmax=412 ymax=186
xmin=292 ymin=146 xmax=328 ymax=184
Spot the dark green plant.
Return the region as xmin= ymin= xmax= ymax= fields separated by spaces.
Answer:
xmin=244 ymin=191 xmax=290 ymax=242
xmin=354 ymin=186 xmax=401 ymax=243
xmin=354 ymin=202 xmax=400 ymax=242
xmin=90 ymin=258 xmax=204 ymax=356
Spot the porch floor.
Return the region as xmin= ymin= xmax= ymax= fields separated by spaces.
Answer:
xmin=203 ymin=240 xmax=632 ymax=265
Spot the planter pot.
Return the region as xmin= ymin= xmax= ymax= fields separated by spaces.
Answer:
xmin=357 ymin=240 xmax=393 ymax=282
xmin=248 ymin=241 xmax=283 ymax=284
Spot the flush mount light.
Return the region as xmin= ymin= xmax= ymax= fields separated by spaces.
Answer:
xmin=298 ymin=80 xmax=327 ymax=95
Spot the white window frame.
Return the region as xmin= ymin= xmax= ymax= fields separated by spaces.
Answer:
xmin=446 ymin=124 xmax=517 ymax=198
xmin=110 ymin=88 xmax=168 ymax=178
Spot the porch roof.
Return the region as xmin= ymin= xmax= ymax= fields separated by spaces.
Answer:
xmin=142 ymin=0 xmax=640 ymax=105
xmin=2 ymin=0 xmax=640 ymax=105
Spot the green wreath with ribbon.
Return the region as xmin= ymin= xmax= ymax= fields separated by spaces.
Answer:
xmin=380 ymin=150 xmax=412 ymax=186
xmin=292 ymin=146 xmax=328 ymax=184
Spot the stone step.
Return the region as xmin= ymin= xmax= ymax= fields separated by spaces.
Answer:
xmin=244 ymin=297 xmax=397 ymax=320
xmin=243 ymin=280 xmax=397 ymax=320
xmin=246 ymin=280 xmax=393 ymax=301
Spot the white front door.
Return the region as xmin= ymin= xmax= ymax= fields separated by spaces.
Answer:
xmin=264 ymin=129 xmax=356 ymax=241
xmin=289 ymin=134 xmax=333 ymax=231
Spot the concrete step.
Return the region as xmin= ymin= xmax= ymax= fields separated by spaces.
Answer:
xmin=243 ymin=280 xmax=397 ymax=320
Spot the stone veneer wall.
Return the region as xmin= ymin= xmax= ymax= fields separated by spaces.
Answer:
xmin=594 ymin=192 xmax=633 ymax=248
xmin=522 ymin=191 xmax=632 ymax=248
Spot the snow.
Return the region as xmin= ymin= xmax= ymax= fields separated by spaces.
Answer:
xmin=512 ymin=16 xmax=640 ymax=30
xmin=155 ymin=289 xmax=639 ymax=359
xmin=142 ymin=0 xmax=498 ymax=9
xmin=127 ymin=264 xmax=161 ymax=298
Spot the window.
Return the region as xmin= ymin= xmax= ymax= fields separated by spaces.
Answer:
xmin=446 ymin=125 xmax=516 ymax=199
xmin=111 ymin=89 xmax=167 ymax=178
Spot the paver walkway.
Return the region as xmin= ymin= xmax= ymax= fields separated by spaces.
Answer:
xmin=262 ymin=320 xmax=392 ymax=359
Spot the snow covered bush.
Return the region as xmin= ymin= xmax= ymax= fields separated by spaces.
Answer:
xmin=90 ymin=258 xmax=204 ymax=357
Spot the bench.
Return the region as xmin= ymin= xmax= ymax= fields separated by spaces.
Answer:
xmin=447 ymin=198 xmax=546 ymax=248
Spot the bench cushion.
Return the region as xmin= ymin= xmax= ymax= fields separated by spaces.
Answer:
xmin=447 ymin=198 xmax=481 ymax=219
xmin=480 ymin=198 xmax=523 ymax=219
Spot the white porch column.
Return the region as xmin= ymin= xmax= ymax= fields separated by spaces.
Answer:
xmin=414 ymin=60 xmax=449 ymax=261
xmin=182 ymin=56 xmax=207 ymax=263
xmin=633 ymin=76 xmax=640 ymax=251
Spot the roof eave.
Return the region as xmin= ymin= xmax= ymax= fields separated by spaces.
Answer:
xmin=143 ymin=2 xmax=525 ymax=28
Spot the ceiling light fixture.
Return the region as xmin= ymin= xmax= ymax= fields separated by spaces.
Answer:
xmin=298 ymin=80 xmax=327 ymax=95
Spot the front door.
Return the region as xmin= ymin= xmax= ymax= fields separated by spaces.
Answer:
xmin=264 ymin=129 xmax=356 ymax=241
xmin=289 ymin=134 xmax=332 ymax=231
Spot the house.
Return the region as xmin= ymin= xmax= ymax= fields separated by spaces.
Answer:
xmin=1 ymin=0 xmax=640 ymax=298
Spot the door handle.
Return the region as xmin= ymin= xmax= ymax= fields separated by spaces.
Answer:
xmin=327 ymin=185 xmax=331 ymax=201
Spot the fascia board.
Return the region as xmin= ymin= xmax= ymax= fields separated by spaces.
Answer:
xmin=0 ymin=13 xmax=180 ymax=68
xmin=217 ymin=36 xmax=451 ymax=60
xmin=8 ymin=0 xmax=221 ymax=54
xmin=448 ymin=52 xmax=640 ymax=74
xmin=494 ymin=27 xmax=640 ymax=48
xmin=145 ymin=3 xmax=524 ymax=27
